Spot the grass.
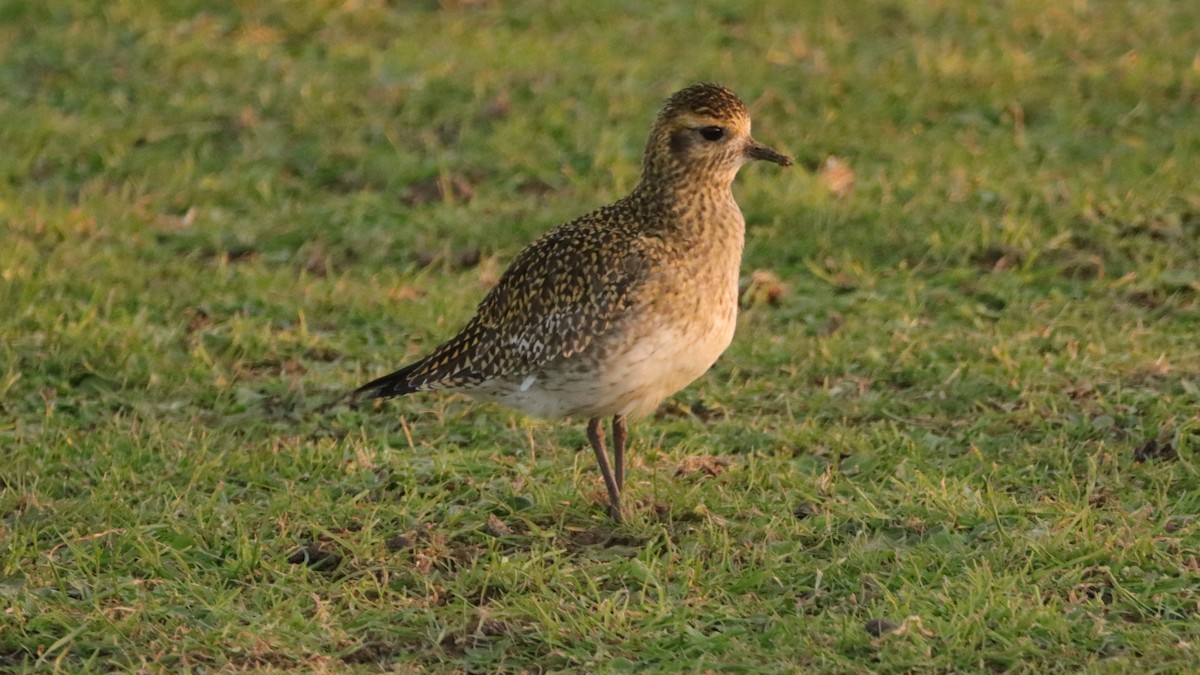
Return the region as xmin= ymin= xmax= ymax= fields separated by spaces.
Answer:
xmin=2 ymin=0 xmax=1199 ymax=671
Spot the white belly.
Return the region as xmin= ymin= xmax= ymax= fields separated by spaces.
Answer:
xmin=473 ymin=302 xmax=738 ymax=420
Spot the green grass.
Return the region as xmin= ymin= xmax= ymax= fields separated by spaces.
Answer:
xmin=3 ymin=0 xmax=1199 ymax=671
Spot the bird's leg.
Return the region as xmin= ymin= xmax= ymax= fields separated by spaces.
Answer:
xmin=587 ymin=417 xmax=623 ymax=523
xmin=612 ymin=415 xmax=627 ymax=492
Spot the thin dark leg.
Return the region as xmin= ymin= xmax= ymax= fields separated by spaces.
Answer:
xmin=612 ymin=415 xmax=628 ymax=492
xmin=586 ymin=417 xmax=622 ymax=522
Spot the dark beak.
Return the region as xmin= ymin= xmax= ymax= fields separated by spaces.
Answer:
xmin=744 ymin=139 xmax=793 ymax=167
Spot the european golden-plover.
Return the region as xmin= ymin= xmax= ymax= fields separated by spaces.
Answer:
xmin=354 ymin=83 xmax=791 ymax=521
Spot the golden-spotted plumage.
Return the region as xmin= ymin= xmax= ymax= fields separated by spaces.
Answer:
xmin=355 ymin=83 xmax=791 ymax=521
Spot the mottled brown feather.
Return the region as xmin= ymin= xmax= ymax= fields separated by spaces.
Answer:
xmin=400 ymin=202 xmax=658 ymax=390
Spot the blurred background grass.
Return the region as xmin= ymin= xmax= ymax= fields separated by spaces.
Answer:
xmin=2 ymin=0 xmax=1199 ymax=671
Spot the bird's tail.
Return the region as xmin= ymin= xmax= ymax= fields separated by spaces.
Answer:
xmin=350 ymin=360 xmax=423 ymax=402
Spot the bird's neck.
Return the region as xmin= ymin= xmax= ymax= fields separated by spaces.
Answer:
xmin=630 ymin=173 xmax=741 ymax=225
xmin=622 ymin=177 xmax=745 ymax=263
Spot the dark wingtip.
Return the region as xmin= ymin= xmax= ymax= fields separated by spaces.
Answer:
xmin=346 ymin=385 xmax=377 ymax=404
xmin=351 ymin=362 xmax=421 ymax=402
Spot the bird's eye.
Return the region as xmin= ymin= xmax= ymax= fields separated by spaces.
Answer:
xmin=698 ymin=126 xmax=726 ymax=141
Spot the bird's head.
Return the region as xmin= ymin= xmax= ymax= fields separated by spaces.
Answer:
xmin=642 ymin=83 xmax=792 ymax=187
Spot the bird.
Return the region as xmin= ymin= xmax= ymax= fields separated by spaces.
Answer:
xmin=352 ymin=83 xmax=791 ymax=522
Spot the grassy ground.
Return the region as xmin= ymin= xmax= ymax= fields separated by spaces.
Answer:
xmin=3 ymin=0 xmax=1199 ymax=671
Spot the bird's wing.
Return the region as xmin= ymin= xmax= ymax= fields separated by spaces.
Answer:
xmin=397 ymin=213 xmax=654 ymax=392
